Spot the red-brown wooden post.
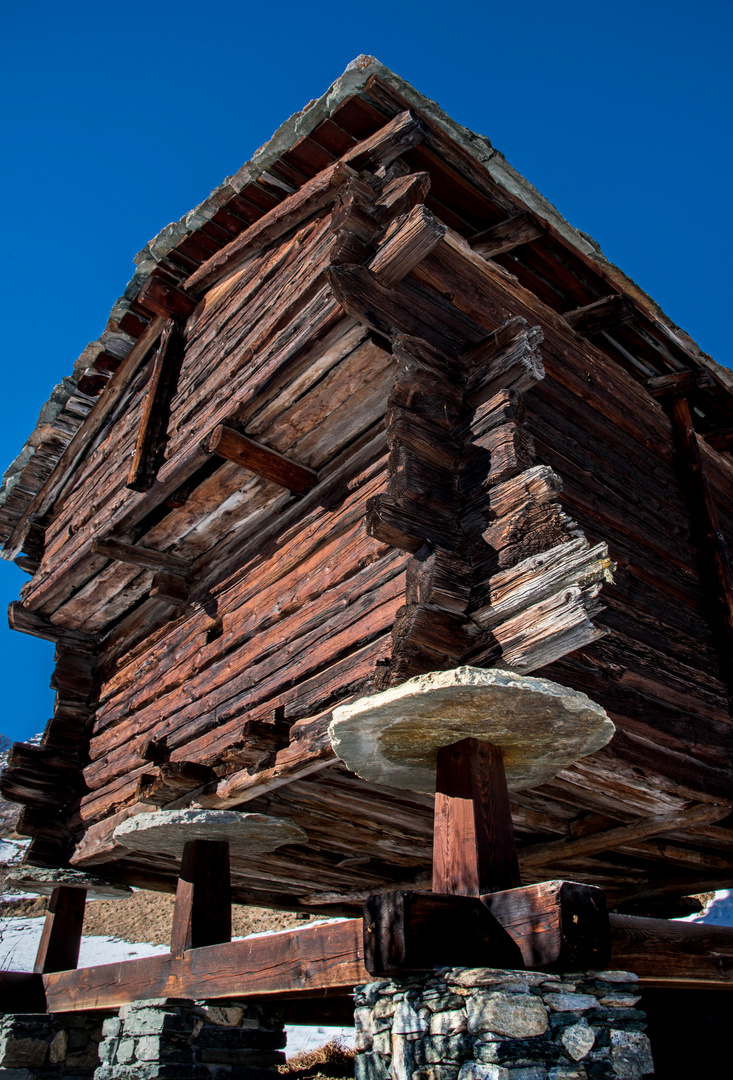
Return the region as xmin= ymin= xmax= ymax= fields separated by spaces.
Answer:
xmin=33 ymin=886 xmax=87 ymax=974
xmin=432 ymin=737 xmax=521 ymax=896
xmin=170 ymin=839 xmax=232 ymax=959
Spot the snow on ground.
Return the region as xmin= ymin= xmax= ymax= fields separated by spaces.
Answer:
xmin=677 ymin=887 xmax=733 ymax=926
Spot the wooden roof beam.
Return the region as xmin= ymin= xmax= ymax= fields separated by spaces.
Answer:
xmin=136 ymin=276 xmax=198 ymax=321
xmin=470 ymin=212 xmax=542 ymax=259
xmin=563 ymin=294 xmax=633 ymax=336
xmin=368 ymin=204 xmax=445 ymax=287
xmin=518 ymin=802 xmax=732 ymax=870
xmin=706 ymin=428 xmax=733 ymax=452
xmin=646 ymin=369 xmax=716 ymax=398
xmin=91 ymin=539 xmax=190 ymax=577
xmin=206 ymin=425 xmax=318 ymax=496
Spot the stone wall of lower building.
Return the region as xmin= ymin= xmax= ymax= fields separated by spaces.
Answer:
xmin=0 ymin=1011 xmax=102 ymax=1078
xmin=93 ymin=998 xmax=286 ymax=1080
xmin=354 ymin=967 xmax=655 ymax=1080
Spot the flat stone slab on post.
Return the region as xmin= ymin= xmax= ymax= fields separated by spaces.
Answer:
xmin=113 ymin=808 xmax=308 ymax=855
xmin=329 ymin=665 xmax=614 ymax=793
xmin=6 ymin=866 xmax=132 ymax=900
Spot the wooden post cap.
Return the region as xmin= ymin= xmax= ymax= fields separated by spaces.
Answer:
xmin=113 ymin=809 xmax=308 ymax=856
xmin=6 ymin=867 xmax=132 ymax=900
xmin=328 ymin=666 xmax=614 ymax=793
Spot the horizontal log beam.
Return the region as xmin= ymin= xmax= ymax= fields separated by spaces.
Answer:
xmin=518 ymin=803 xmax=732 ymax=869
xmin=9 ymin=907 xmax=732 ymax=1014
xmin=7 ymin=601 xmax=95 ymax=649
xmin=563 ymin=294 xmax=632 ymax=336
xmin=646 ymin=369 xmax=716 ymax=398
xmin=705 ymin=428 xmax=733 ymax=452
xmin=91 ymin=539 xmax=190 ymax=576
xmin=41 ymin=918 xmax=368 ymax=1013
xmin=470 ymin=212 xmax=542 ymax=259
xmin=136 ymin=275 xmax=198 ymax=320
xmin=368 ymin=204 xmax=445 ymax=287
xmin=206 ymin=425 xmax=318 ymax=495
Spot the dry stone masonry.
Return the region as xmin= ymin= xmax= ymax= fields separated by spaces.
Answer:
xmin=0 ymin=1011 xmax=102 ymax=1078
xmin=354 ymin=967 xmax=654 ymax=1080
xmin=93 ymin=998 xmax=286 ymax=1080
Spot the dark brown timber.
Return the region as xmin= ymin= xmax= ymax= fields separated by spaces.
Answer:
xmin=206 ymin=425 xmax=318 ymax=494
xmin=432 ymin=738 xmax=521 ymax=896
xmin=33 ymin=886 xmax=87 ymax=974
xmin=127 ymin=319 xmax=185 ymax=491
xmin=170 ymin=839 xmax=232 ymax=959
xmin=470 ymin=213 xmax=542 ymax=259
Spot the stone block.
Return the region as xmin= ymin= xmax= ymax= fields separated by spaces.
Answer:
xmin=67 ymin=1046 xmax=102 ymax=1068
xmin=544 ymin=995 xmax=599 ymax=1013
xmin=449 ymin=970 xmax=542 ymax=990
xmin=467 ymin=993 xmax=548 ymax=1039
xmin=558 ymin=1021 xmax=594 ymax=1062
xmin=48 ymin=1028 xmax=68 ymax=1064
xmin=372 ymin=1031 xmax=391 ymax=1056
xmin=458 ymin=1064 xmax=547 ymax=1080
xmin=101 ymin=1019 xmax=123 ymax=1040
xmin=354 ymin=1051 xmax=390 ymax=1080
xmin=393 ymin=1001 xmax=429 ymax=1036
xmin=547 ymin=1068 xmax=587 ymax=1079
xmin=608 ymin=1030 xmax=654 ymax=1079
xmin=413 ymin=1067 xmax=460 ymax=1080
xmin=192 ymin=1005 xmax=245 ymax=1027
xmin=0 ymin=1035 xmax=51 ymax=1069
xmin=430 ymin=1009 xmax=468 ymax=1035
xmin=416 ymin=1034 xmax=472 ymax=1064
xmin=392 ymin=1033 xmax=415 ymax=1080
xmin=596 ymin=995 xmax=641 ymax=1009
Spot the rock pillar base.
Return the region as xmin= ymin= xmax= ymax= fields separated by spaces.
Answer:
xmin=93 ymin=998 xmax=286 ymax=1080
xmin=0 ymin=1012 xmax=102 ymax=1077
xmin=354 ymin=967 xmax=655 ymax=1080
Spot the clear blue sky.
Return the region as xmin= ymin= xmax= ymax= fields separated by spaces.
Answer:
xmin=0 ymin=0 xmax=730 ymax=743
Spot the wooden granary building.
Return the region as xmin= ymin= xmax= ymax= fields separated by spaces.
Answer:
xmin=2 ymin=56 xmax=733 ymax=1018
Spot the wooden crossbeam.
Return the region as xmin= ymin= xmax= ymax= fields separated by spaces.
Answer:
xmin=34 ymin=886 xmax=86 ymax=974
xmin=136 ymin=275 xmax=198 ymax=320
xmin=646 ymin=369 xmax=716 ymax=398
xmin=171 ymin=840 xmax=231 ymax=959
xmin=470 ymin=212 xmax=542 ymax=259
xmin=91 ymin=538 xmax=190 ymax=576
xmin=11 ymin=909 xmax=733 ymax=1014
xmin=368 ymin=203 xmax=445 ymax=287
xmin=705 ymin=428 xmax=733 ymax=452
xmin=206 ymin=425 xmax=318 ymax=495
xmin=518 ymin=803 xmax=732 ymax=869
xmin=432 ymin=738 xmax=521 ymax=896
xmin=563 ymin=293 xmax=632 ymax=336
xmin=127 ymin=318 xmax=185 ymax=491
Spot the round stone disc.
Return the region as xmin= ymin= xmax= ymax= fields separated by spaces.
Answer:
xmin=5 ymin=866 xmax=132 ymax=900
xmin=113 ymin=809 xmax=308 ymax=856
xmin=328 ymin=665 xmax=615 ymax=793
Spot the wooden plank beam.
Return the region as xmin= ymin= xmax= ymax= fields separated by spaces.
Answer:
xmin=433 ymin=738 xmax=521 ymax=896
xmin=563 ymin=294 xmax=632 ymax=336
xmin=470 ymin=212 xmax=542 ymax=259
xmin=368 ymin=204 xmax=445 ymax=287
xmin=609 ymin=914 xmax=733 ymax=989
xmin=33 ymin=908 xmax=733 ymax=1012
xmin=171 ymin=840 xmax=231 ymax=959
xmin=33 ymin=887 xmax=86 ymax=974
xmin=136 ymin=276 xmax=198 ymax=320
xmin=42 ymin=918 xmax=368 ymax=1013
xmin=7 ymin=601 xmax=95 ymax=648
xmin=127 ymin=319 xmax=185 ymax=491
xmin=206 ymin=425 xmax=318 ymax=495
xmin=363 ymin=891 xmax=523 ymax=976
xmin=705 ymin=428 xmax=733 ymax=452
xmin=518 ymin=803 xmax=732 ymax=870
xmin=91 ymin=538 xmax=190 ymax=576
xmin=646 ymin=369 xmax=715 ymax=398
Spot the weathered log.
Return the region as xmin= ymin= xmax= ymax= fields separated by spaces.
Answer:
xmin=92 ymin=539 xmax=190 ymax=576
xmin=470 ymin=212 xmax=542 ymax=259
xmin=563 ymin=294 xmax=632 ymax=336
xmin=369 ymin=204 xmax=445 ymax=287
xmin=206 ymin=425 xmax=318 ymax=495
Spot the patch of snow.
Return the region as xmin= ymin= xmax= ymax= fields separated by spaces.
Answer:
xmin=0 ymin=838 xmax=29 ymax=864
xmin=677 ymin=888 xmax=733 ymax=927
xmin=0 ymin=916 xmax=169 ymax=972
xmin=286 ymin=1024 xmax=355 ymax=1056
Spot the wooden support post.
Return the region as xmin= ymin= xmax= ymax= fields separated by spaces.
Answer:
xmin=170 ymin=839 xmax=232 ymax=959
xmin=33 ymin=886 xmax=86 ymax=974
xmin=432 ymin=737 xmax=521 ymax=897
xmin=206 ymin=425 xmax=318 ymax=495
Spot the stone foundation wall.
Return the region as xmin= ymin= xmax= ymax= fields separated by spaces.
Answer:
xmin=354 ymin=967 xmax=655 ymax=1080
xmin=0 ymin=1011 xmax=102 ymax=1078
xmin=93 ymin=998 xmax=286 ymax=1080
